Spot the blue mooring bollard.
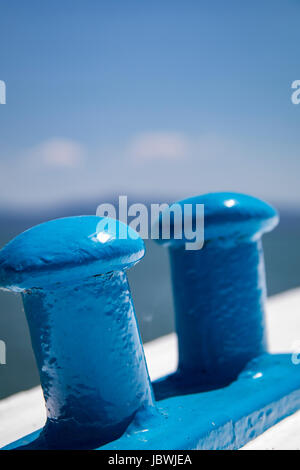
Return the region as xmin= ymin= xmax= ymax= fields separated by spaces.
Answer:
xmin=1 ymin=193 xmax=300 ymax=450
xmin=153 ymin=193 xmax=279 ymax=397
xmin=0 ymin=217 xmax=154 ymax=449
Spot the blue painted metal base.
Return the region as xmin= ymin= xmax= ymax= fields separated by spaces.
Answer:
xmin=3 ymin=353 xmax=300 ymax=450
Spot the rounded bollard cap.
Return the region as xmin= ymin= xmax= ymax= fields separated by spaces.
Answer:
xmin=155 ymin=192 xmax=279 ymax=248
xmin=0 ymin=216 xmax=145 ymax=291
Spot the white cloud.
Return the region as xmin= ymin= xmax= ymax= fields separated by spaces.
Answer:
xmin=28 ymin=138 xmax=85 ymax=168
xmin=129 ymin=131 xmax=188 ymax=161
xmin=0 ymin=131 xmax=298 ymax=209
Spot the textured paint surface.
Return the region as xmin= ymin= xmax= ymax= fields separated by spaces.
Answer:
xmin=1 ymin=194 xmax=300 ymax=450
xmin=0 ymin=215 xmax=144 ymax=290
xmin=0 ymin=216 xmax=154 ymax=449
xmin=3 ymin=354 xmax=300 ymax=450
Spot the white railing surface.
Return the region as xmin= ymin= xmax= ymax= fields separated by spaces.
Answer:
xmin=1 ymin=287 xmax=300 ymax=450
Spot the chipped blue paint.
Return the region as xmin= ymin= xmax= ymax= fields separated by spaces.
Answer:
xmin=1 ymin=194 xmax=300 ymax=450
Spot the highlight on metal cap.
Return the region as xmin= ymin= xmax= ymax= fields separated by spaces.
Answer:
xmin=0 ymin=216 xmax=145 ymax=291
xmin=154 ymin=192 xmax=279 ymax=248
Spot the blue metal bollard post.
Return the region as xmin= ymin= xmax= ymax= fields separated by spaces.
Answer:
xmin=0 ymin=216 xmax=154 ymax=449
xmin=154 ymin=192 xmax=279 ymax=394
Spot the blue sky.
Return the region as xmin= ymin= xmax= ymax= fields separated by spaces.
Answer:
xmin=0 ymin=0 xmax=299 ymax=209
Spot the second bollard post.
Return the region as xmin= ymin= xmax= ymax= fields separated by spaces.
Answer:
xmin=155 ymin=192 xmax=279 ymax=392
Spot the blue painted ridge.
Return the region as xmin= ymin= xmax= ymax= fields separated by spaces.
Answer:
xmin=0 ymin=216 xmax=144 ymax=290
xmin=155 ymin=192 xmax=278 ymax=248
xmin=3 ymin=354 xmax=300 ymax=449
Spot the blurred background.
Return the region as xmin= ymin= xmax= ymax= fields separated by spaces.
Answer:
xmin=0 ymin=0 xmax=300 ymax=399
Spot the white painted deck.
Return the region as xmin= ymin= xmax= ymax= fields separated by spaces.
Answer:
xmin=1 ymin=288 xmax=300 ymax=450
